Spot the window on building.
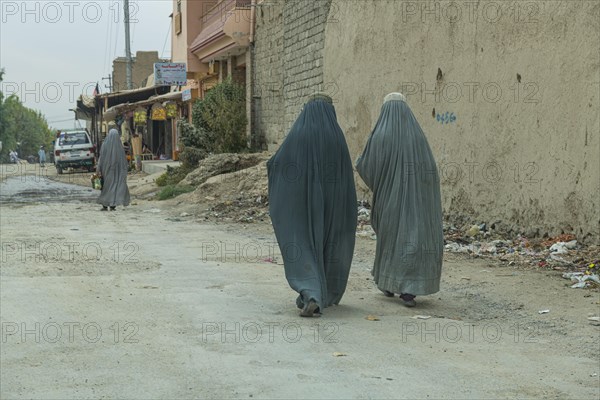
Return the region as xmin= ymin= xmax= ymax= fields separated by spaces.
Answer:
xmin=175 ymin=0 xmax=182 ymax=35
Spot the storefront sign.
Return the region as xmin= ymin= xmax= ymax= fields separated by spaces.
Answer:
xmin=182 ymin=89 xmax=192 ymax=102
xmin=154 ymin=63 xmax=187 ymax=86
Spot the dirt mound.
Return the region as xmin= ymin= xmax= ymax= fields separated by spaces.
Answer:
xmin=172 ymin=152 xmax=272 ymax=222
xmin=178 ymin=152 xmax=271 ymax=187
xmin=189 ymin=160 xmax=270 ymax=223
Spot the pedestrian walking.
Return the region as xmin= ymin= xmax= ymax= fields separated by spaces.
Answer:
xmin=38 ymin=146 xmax=46 ymax=168
xmin=356 ymin=92 xmax=443 ymax=307
xmin=96 ymin=128 xmax=130 ymax=211
xmin=267 ymin=93 xmax=358 ymax=317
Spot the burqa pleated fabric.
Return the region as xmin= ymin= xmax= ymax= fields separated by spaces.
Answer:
xmin=267 ymin=95 xmax=357 ymax=313
xmin=356 ymin=93 xmax=443 ymax=296
xmin=96 ymin=129 xmax=131 ymax=207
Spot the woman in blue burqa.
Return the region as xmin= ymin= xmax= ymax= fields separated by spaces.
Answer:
xmin=96 ymin=127 xmax=130 ymax=211
xmin=356 ymin=93 xmax=443 ymax=307
xmin=267 ymin=93 xmax=357 ymax=317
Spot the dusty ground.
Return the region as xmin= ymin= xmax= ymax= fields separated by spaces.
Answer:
xmin=1 ymin=164 xmax=599 ymax=399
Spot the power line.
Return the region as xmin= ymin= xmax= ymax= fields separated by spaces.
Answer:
xmin=161 ymin=19 xmax=172 ymax=59
xmin=47 ymin=118 xmax=75 ymax=124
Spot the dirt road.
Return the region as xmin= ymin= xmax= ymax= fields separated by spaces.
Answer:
xmin=1 ymin=165 xmax=598 ymax=399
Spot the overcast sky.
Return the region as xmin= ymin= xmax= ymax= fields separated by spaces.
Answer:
xmin=0 ymin=0 xmax=173 ymax=129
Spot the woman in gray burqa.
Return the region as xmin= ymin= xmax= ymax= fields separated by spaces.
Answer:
xmin=356 ymin=93 xmax=443 ymax=307
xmin=267 ymin=94 xmax=357 ymax=317
xmin=96 ymin=128 xmax=130 ymax=211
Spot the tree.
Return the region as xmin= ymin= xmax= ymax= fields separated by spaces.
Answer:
xmin=0 ymin=69 xmax=54 ymax=161
xmin=192 ymin=78 xmax=247 ymax=153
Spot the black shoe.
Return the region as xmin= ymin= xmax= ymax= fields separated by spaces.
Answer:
xmin=101 ymin=206 xmax=108 ymax=211
xmin=300 ymin=300 xmax=321 ymax=317
xmin=383 ymin=290 xmax=395 ymax=297
xmin=110 ymin=206 xmax=116 ymax=211
xmin=400 ymin=293 xmax=416 ymax=307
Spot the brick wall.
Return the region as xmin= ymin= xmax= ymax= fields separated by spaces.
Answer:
xmin=252 ymin=0 xmax=332 ymax=150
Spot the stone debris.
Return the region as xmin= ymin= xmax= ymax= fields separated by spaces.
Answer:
xmin=437 ymin=220 xmax=599 ymax=277
xmin=170 ymin=154 xmax=599 ymax=283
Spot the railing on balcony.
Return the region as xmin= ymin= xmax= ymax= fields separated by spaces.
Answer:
xmin=202 ymin=0 xmax=251 ymax=26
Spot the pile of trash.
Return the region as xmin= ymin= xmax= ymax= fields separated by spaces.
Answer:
xmin=442 ymin=224 xmax=600 ymax=286
xmin=353 ymin=205 xmax=599 ymax=287
xmin=562 ymin=269 xmax=600 ymax=289
xmin=356 ymin=202 xmax=376 ymax=239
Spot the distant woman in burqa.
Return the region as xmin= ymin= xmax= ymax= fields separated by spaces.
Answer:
xmin=96 ymin=127 xmax=130 ymax=211
xmin=356 ymin=93 xmax=443 ymax=307
xmin=267 ymin=93 xmax=357 ymax=317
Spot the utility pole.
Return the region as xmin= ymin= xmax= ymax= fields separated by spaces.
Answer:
xmin=102 ymin=74 xmax=113 ymax=92
xmin=124 ymin=0 xmax=133 ymax=90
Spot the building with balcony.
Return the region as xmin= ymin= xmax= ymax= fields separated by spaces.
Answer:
xmin=172 ymin=0 xmax=251 ymax=89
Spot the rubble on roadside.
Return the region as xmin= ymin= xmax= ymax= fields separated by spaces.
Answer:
xmin=439 ymin=222 xmax=600 ymax=280
xmin=352 ymin=203 xmax=599 ymax=283
xmin=183 ymin=160 xmax=270 ymax=223
xmin=177 ymin=152 xmax=270 ymax=188
xmin=170 ymin=156 xmax=599 ymax=282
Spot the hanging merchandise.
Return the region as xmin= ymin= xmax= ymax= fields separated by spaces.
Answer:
xmin=134 ymin=107 xmax=147 ymax=126
xmin=165 ymin=101 xmax=178 ymax=119
xmin=151 ymin=103 xmax=167 ymax=121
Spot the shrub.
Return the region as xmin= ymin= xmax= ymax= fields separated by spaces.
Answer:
xmin=155 ymin=172 xmax=168 ymax=187
xmin=192 ymin=78 xmax=247 ymax=153
xmin=156 ymin=184 xmax=195 ymax=201
xmin=155 ymin=164 xmax=193 ymax=187
xmin=178 ymin=147 xmax=207 ymax=169
xmin=177 ymin=119 xmax=215 ymax=153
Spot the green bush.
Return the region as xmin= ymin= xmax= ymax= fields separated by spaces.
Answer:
xmin=156 ymin=184 xmax=195 ymax=201
xmin=155 ymin=172 xmax=168 ymax=187
xmin=155 ymin=165 xmax=193 ymax=187
xmin=178 ymin=147 xmax=207 ymax=169
xmin=192 ymin=78 xmax=247 ymax=153
xmin=177 ymin=119 xmax=215 ymax=153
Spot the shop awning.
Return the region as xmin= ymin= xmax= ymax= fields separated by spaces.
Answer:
xmin=99 ymin=85 xmax=171 ymax=108
xmin=102 ymin=90 xmax=187 ymax=121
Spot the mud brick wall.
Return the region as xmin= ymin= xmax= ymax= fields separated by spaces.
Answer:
xmin=252 ymin=0 xmax=332 ymax=150
xmin=252 ymin=0 xmax=284 ymax=150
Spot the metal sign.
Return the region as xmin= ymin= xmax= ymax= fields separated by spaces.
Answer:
xmin=154 ymin=63 xmax=187 ymax=86
xmin=182 ymin=89 xmax=192 ymax=102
